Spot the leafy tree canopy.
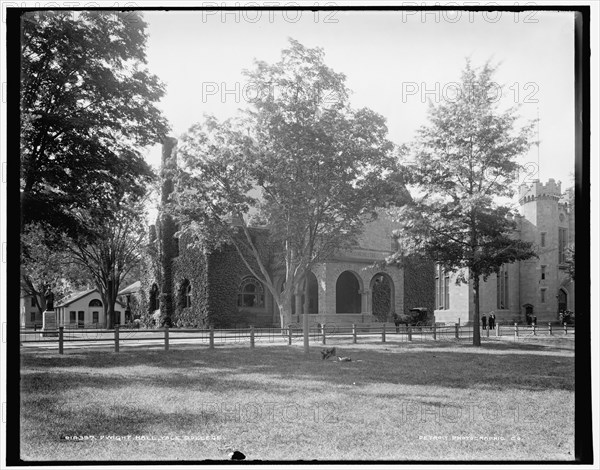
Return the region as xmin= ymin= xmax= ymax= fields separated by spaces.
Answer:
xmin=388 ymin=61 xmax=538 ymax=345
xmin=20 ymin=10 xmax=169 ymax=236
xmin=170 ymin=39 xmax=409 ymax=326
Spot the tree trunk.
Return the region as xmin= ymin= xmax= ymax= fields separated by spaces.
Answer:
xmin=472 ymin=273 xmax=481 ymax=346
xmin=278 ymin=288 xmax=293 ymax=328
xmin=303 ymin=277 xmax=310 ymax=353
xmin=101 ymin=291 xmax=114 ymax=329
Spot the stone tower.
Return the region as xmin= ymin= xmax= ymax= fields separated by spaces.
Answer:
xmin=518 ymin=179 xmax=573 ymax=321
xmin=158 ymin=137 xmax=178 ymax=321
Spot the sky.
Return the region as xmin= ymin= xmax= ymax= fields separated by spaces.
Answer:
xmin=141 ymin=8 xmax=576 ymax=190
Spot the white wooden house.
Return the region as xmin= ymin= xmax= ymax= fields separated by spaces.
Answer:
xmin=55 ymin=289 xmax=126 ymax=328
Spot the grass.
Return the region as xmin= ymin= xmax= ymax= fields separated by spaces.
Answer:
xmin=20 ymin=339 xmax=575 ymax=462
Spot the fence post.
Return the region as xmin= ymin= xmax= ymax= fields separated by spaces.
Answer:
xmin=114 ymin=324 xmax=120 ymax=353
xmin=250 ymin=326 xmax=255 ymax=349
xmin=288 ymin=326 xmax=293 ymax=345
xmin=58 ymin=326 xmax=64 ymax=355
xmin=496 ymin=324 xmax=500 ymax=337
xmin=321 ymin=324 xmax=326 ymax=345
xmin=381 ymin=323 xmax=386 ymax=343
xmin=433 ymin=323 xmax=437 ymax=341
xmin=548 ymin=322 xmax=553 ymax=336
xmin=352 ymin=324 xmax=357 ymax=344
xmin=209 ymin=326 xmax=214 ymax=349
xmin=454 ymin=323 xmax=459 ymax=339
xmin=563 ymin=322 xmax=567 ymax=335
xmin=408 ymin=326 xmax=412 ymax=342
xmin=514 ymin=323 xmax=518 ymax=339
xmin=164 ymin=325 xmax=169 ymax=351
xmin=486 ymin=326 xmax=490 ymax=338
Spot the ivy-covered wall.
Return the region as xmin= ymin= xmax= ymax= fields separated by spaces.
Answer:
xmin=171 ymin=235 xmax=210 ymax=327
xmin=403 ymin=255 xmax=436 ymax=321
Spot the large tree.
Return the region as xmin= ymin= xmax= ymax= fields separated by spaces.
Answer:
xmin=170 ymin=39 xmax=406 ymax=329
xmin=66 ymin=197 xmax=148 ymax=329
xmin=20 ymin=10 xmax=169 ymax=236
xmin=21 ymin=223 xmax=92 ymax=315
xmin=388 ymin=61 xmax=537 ymax=346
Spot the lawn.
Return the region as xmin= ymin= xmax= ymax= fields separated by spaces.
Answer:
xmin=19 ymin=339 xmax=575 ymax=462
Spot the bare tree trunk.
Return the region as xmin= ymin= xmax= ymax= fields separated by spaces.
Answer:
xmin=303 ymin=276 xmax=309 ymax=353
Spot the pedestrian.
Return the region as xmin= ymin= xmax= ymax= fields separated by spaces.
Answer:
xmin=481 ymin=314 xmax=487 ymax=330
xmin=489 ymin=314 xmax=496 ymax=330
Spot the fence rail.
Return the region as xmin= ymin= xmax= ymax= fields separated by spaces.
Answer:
xmin=20 ymin=321 xmax=575 ymax=355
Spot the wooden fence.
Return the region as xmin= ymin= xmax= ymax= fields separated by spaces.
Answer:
xmin=20 ymin=321 xmax=575 ymax=355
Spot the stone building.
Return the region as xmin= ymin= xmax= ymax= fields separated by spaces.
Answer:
xmin=434 ymin=179 xmax=575 ymax=325
xmin=140 ymin=139 xmax=435 ymax=329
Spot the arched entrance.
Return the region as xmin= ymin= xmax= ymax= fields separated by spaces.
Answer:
xmin=523 ymin=304 xmax=534 ymax=325
xmin=371 ymin=273 xmax=394 ymax=322
xmin=336 ymin=271 xmax=362 ymax=313
xmin=557 ymin=288 xmax=567 ymax=314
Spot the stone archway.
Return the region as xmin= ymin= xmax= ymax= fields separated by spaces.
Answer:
xmin=370 ymin=273 xmax=394 ymax=322
xmin=336 ymin=271 xmax=362 ymax=313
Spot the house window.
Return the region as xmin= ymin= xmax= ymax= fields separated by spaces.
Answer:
xmin=541 ymin=265 xmax=546 ymax=280
xmin=92 ymin=312 xmax=99 ymax=323
xmin=540 ymin=289 xmax=546 ymax=304
xmin=540 ymin=232 xmax=546 ymax=248
xmin=31 ymin=297 xmax=36 ymax=307
xmin=30 ymin=312 xmax=36 ymax=322
xmin=496 ymin=266 xmax=509 ymax=309
xmin=238 ymin=277 xmax=264 ymax=308
xmin=558 ymin=228 xmax=568 ymax=264
xmin=70 ymin=311 xmax=76 ymax=323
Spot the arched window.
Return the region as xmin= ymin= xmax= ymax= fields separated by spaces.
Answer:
xmin=179 ymin=279 xmax=192 ymax=309
xmin=149 ymin=284 xmax=159 ymax=312
xmin=238 ymin=277 xmax=264 ymax=308
xmin=89 ymin=299 xmax=102 ymax=307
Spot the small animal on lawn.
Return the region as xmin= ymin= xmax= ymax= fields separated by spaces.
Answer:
xmin=337 ymin=356 xmax=352 ymax=362
xmin=321 ymin=347 xmax=337 ymax=360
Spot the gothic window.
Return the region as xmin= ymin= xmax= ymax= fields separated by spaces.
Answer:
xmin=540 ymin=232 xmax=546 ymax=248
xmin=558 ymin=228 xmax=568 ymax=264
xmin=541 ymin=265 xmax=546 ymax=280
xmin=186 ymin=283 xmax=192 ymax=308
xmin=496 ymin=266 xmax=509 ymax=309
xmin=238 ymin=277 xmax=264 ymax=308
xmin=178 ymin=279 xmax=192 ymax=309
xmin=149 ymin=284 xmax=159 ymax=312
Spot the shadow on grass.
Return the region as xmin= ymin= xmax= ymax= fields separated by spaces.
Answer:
xmin=21 ymin=340 xmax=574 ymax=396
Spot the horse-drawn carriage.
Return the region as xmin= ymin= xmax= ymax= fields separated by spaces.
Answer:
xmin=392 ymin=308 xmax=430 ymax=333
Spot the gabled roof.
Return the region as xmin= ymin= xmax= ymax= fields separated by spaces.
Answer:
xmin=57 ymin=288 xmax=125 ymax=308
xmin=118 ymin=281 xmax=141 ymax=296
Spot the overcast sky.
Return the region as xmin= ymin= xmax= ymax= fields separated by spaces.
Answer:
xmin=142 ymin=9 xmax=575 ymax=189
